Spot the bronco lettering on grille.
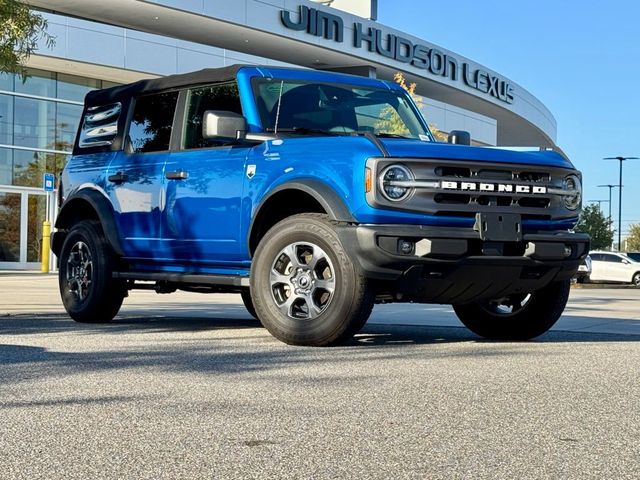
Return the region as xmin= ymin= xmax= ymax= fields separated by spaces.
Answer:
xmin=440 ymin=181 xmax=547 ymax=194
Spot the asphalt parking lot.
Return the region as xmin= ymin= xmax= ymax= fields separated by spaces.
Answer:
xmin=1 ymin=274 xmax=639 ymax=479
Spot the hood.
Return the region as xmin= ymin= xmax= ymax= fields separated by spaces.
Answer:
xmin=378 ymin=139 xmax=575 ymax=170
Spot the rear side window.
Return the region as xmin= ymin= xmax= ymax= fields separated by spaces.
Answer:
xmin=78 ymin=103 xmax=121 ymax=148
xmin=129 ymin=91 xmax=179 ymax=153
xmin=183 ymin=83 xmax=242 ymax=149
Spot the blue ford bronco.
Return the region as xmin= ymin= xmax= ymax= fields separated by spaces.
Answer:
xmin=52 ymin=65 xmax=589 ymax=346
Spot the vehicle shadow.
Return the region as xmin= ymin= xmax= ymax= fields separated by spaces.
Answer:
xmin=2 ymin=312 xmax=640 ymax=389
xmin=2 ymin=308 xmax=640 ymax=345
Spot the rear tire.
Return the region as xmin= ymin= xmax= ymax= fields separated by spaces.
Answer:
xmin=453 ymin=280 xmax=570 ymax=340
xmin=251 ymin=214 xmax=374 ymax=346
xmin=632 ymin=272 xmax=640 ymax=287
xmin=59 ymin=220 xmax=125 ymax=323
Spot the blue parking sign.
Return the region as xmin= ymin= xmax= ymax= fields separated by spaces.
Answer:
xmin=43 ymin=173 xmax=55 ymax=192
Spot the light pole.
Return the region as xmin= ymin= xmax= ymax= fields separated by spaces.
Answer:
xmin=603 ymin=156 xmax=639 ymax=251
xmin=597 ymin=184 xmax=619 ymax=223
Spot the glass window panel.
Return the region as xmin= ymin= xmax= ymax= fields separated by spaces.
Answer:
xmin=44 ymin=152 xmax=69 ymax=180
xmin=27 ymin=194 xmax=46 ymax=262
xmin=0 ymin=94 xmax=14 ymax=145
xmin=129 ymin=91 xmax=178 ymax=153
xmin=57 ymin=73 xmax=100 ymax=102
xmin=79 ymin=103 xmax=121 ymax=148
xmin=183 ymin=83 xmax=242 ymax=149
xmin=0 ymin=148 xmax=12 ymax=185
xmin=55 ymin=103 xmax=83 ymax=150
xmin=0 ymin=71 xmax=14 ymax=91
xmin=15 ymin=68 xmax=56 ymax=98
xmin=0 ymin=192 xmax=21 ymax=262
xmin=13 ymin=97 xmax=56 ymax=149
xmin=13 ymin=148 xmax=45 ymax=187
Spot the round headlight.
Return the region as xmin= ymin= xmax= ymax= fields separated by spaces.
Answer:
xmin=563 ymin=174 xmax=582 ymax=210
xmin=379 ymin=164 xmax=413 ymax=202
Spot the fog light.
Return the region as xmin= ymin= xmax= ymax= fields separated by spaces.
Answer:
xmin=398 ymin=240 xmax=414 ymax=255
xmin=564 ymin=245 xmax=573 ymax=257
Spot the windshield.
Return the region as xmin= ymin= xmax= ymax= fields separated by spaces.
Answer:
xmin=253 ymin=78 xmax=433 ymax=140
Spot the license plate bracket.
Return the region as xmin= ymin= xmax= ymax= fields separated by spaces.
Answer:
xmin=474 ymin=213 xmax=522 ymax=242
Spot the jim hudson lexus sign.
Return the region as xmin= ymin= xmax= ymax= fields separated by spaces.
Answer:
xmin=281 ymin=6 xmax=515 ymax=104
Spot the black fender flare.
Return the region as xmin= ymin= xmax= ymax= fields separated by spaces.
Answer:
xmin=248 ymin=179 xmax=355 ymax=246
xmin=53 ymin=189 xmax=124 ymax=257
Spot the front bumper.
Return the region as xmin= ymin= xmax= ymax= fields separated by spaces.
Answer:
xmin=336 ymin=223 xmax=590 ymax=304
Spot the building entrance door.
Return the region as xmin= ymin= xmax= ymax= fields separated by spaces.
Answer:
xmin=0 ymin=185 xmax=55 ymax=270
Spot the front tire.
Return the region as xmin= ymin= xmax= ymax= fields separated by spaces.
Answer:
xmin=251 ymin=214 xmax=374 ymax=346
xmin=240 ymin=288 xmax=258 ymax=319
xmin=632 ymin=272 xmax=640 ymax=287
xmin=453 ymin=280 xmax=571 ymax=340
xmin=59 ymin=220 xmax=125 ymax=323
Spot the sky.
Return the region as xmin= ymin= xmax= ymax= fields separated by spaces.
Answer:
xmin=378 ymin=0 xmax=640 ymax=243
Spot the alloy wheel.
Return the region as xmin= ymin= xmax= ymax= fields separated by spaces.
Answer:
xmin=65 ymin=241 xmax=93 ymax=302
xmin=269 ymin=242 xmax=335 ymax=319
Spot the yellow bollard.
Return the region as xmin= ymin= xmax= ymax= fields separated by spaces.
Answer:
xmin=41 ymin=221 xmax=51 ymax=273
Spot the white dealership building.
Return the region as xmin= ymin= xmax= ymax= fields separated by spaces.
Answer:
xmin=0 ymin=0 xmax=558 ymax=269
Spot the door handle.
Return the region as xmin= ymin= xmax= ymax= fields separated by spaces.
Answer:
xmin=108 ymin=172 xmax=127 ymax=183
xmin=166 ymin=171 xmax=189 ymax=180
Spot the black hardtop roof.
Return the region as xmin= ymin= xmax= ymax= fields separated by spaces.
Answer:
xmin=84 ymin=64 xmax=246 ymax=107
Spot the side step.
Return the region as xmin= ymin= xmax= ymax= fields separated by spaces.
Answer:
xmin=113 ymin=271 xmax=251 ymax=288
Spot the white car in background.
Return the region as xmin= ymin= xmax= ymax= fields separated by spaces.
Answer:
xmin=575 ymin=255 xmax=592 ymax=283
xmin=589 ymin=251 xmax=640 ymax=286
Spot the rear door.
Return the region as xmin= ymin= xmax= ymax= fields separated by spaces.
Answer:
xmin=589 ymin=254 xmax=606 ymax=281
xmin=162 ymin=82 xmax=250 ymax=266
xmin=106 ymin=91 xmax=178 ymax=259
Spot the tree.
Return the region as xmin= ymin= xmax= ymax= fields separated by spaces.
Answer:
xmin=626 ymin=223 xmax=640 ymax=251
xmin=0 ymin=0 xmax=54 ymax=76
xmin=575 ymin=204 xmax=614 ymax=250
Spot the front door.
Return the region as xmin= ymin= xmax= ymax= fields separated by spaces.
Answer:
xmin=162 ymin=83 xmax=249 ymax=267
xmin=164 ymin=147 xmax=248 ymax=265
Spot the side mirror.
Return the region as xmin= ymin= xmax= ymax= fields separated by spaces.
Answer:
xmin=203 ymin=110 xmax=246 ymax=140
xmin=447 ymin=130 xmax=471 ymax=146
xmin=622 ymin=259 xmax=630 ymax=264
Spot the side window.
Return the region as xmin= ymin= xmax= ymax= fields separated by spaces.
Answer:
xmin=78 ymin=103 xmax=121 ymax=148
xmin=183 ymin=83 xmax=242 ymax=149
xmin=129 ymin=91 xmax=178 ymax=153
xmin=602 ymin=254 xmax=622 ymax=263
xmin=590 ymin=254 xmax=602 ymax=261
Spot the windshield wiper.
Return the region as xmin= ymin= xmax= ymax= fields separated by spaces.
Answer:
xmin=372 ymin=132 xmax=412 ymax=139
xmin=265 ymin=127 xmax=338 ymax=136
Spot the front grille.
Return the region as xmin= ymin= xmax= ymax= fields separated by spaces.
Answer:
xmin=518 ymin=171 xmax=551 ymax=183
xmin=436 ymin=166 xmax=471 ymax=178
xmin=430 ymin=162 xmax=553 ymax=211
xmin=367 ymin=157 xmax=578 ymax=220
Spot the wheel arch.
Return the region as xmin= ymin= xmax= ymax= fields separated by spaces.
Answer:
xmin=53 ymin=189 xmax=124 ymax=257
xmin=248 ymin=180 xmax=355 ymax=255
